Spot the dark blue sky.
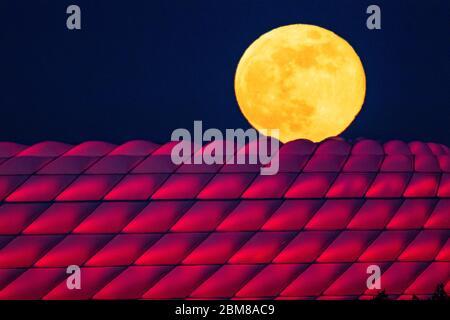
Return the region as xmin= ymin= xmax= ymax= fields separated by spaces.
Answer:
xmin=1 ymin=0 xmax=449 ymax=145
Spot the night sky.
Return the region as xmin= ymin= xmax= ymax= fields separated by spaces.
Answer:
xmin=1 ymin=0 xmax=449 ymax=145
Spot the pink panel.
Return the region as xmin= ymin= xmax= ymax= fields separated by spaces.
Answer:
xmin=351 ymin=140 xmax=383 ymax=155
xmin=6 ymin=175 xmax=76 ymax=202
xmin=281 ymin=264 xmax=349 ymax=296
xmin=183 ymin=232 xmax=252 ymax=265
xmin=315 ymin=139 xmax=350 ymax=155
xmin=274 ymin=231 xmax=337 ymax=263
xmin=425 ymin=199 xmax=450 ymax=229
xmin=86 ymin=156 xmax=144 ymax=174
xmin=85 ymin=234 xmax=160 ymax=266
xmin=277 ymin=154 xmax=309 ymax=172
xmin=151 ymin=174 xmax=213 ymax=199
xmin=358 ymin=231 xmax=418 ymax=262
xmin=64 ymin=141 xmax=115 ymax=156
xmin=35 ymin=235 xmax=112 ymax=267
xmin=438 ymin=156 xmax=450 ymax=172
xmin=380 ymin=155 xmax=413 ymax=172
xmin=171 ymin=201 xmax=237 ymax=232
xmin=104 ymin=174 xmax=168 ymax=200
xmin=93 ymin=266 xmax=170 ymax=299
xmin=0 ymin=175 xmax=28 ymax=200
xmin=324 ymin=263 xmax=389 ymax=296
xmin=17 ymin=142 xmax=71 ymax=157
xmin=228 ymin=232 xmax=295 ymax=263
xmin=317 ymin=231 xmax=378 ymax=263
xmin=262 ymin=200 xmax=323 ymax=231
xmin=0 ymin=156 xmax=54 ymax=175
xmin=242 ymin=173 xmax=297 ymax=198
xmin=384 ymin=140 xmax=411 ymax=155
xmin=285 ymin=173 xmax=336 ymax=198
xmin=191 ymin=265 xmax=262 ymax=299
xmin=196 ymin=173 xmax=255 ymax=199
xmin=142 ymin=265 xmax=218 ymax=299
xmin=109 ymin=140 xmax=159 ymax=156
xmin=347 ymin=199 xmax=401 ymax=229
xmin=56 ymin=175 xmax=123 ymax=201
xmin=0 ymin=268 xmax=66 ymax=300
xmin=0 ymin=235 xmax=62 ymax=268
xmin=216 ymin=200 xmax=281 ymax=231
xmin=437 ymin=174 xmax=450 ymax=197
xmin=236 ymin=264 xmax=307 ymax=297
xmin=403 ymin=173 xmax=440 ymax=197
xmin=365 ymin=173 xmax=411 ymax=198
xmin=23 ymin=203 xmax=97 ymax=234
xmin=305 ymin=200 xmax=363 ymax=230
xmin=435 ymin=239 xmax=450 ymax=261
xmin=414 ymin=155 xmax=441 ymax=172
xmin=132 ymin=155 xmax=179 ymax=173
xmin=387 ymin=199 xmax=435 ymax=229
xmin=0 ymin=142 xmax=26 ymax=157
xmin=428 ymin=142 xmax=446 ymax=156
xmin=135 ymin=233 xmax=207 ymax=265
xmin=123 ymin=201 xmax=192 ymax=233
xmin=342 ymin=155 xmax=383 ymax=172
xmin=326 ymin=173 xmax=375 ymax=198
xmin=73 ymin=202 xmax=145 ymax=233
xmin=409 ymin=141 xmax=433 ymax=155
xmin=279 ymin=139 xmax=316 ymax=155
xmin=38 ymin=156 xmax=98 ymax=174
xmin=0 ymin=269 xmax=23 ymax=291
xmin=405 ymin=262 xmax=450 ymax=294
xmin=398 ymin=230 xmax=449 ymax=261
xmin=0 ymin=203 xmax=48 ymax=234
xmin=303 ymin=155 xmax=347 ymax=172
xmin=44 ymin=267 xmax=123 ymax=300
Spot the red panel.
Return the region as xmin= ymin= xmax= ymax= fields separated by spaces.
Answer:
xmin=437 ymin=174 xmax=450 ymax=197
xmin=86 ymin=155 xmax=144 ymax=174
xmin=384 ymin=140 xmax=411 ymax=155
xmin=387 ymin=199 xmax=435 ymax=229
xmin=38 ymin=156 xmax=98 ymax=174
xmin=317 ymin=231 xmax=378 ymax=263
xmin=324 ymin=263 xmax=389 ymax=296
xmin=17 ymin=142 xmax=71 ymax=157
xmin=73 ymin=202 xmax=145 ymax=233
xmin=262 ymin=200 xmax=323 ymax=231
xmin=190 ymin=265 xmax=262 ymax=299
xmin=280 ymin=139 xmax=316 ymax=155
xmin=44 ymin=267 xmax=123 ymax=300
xmin=93 ymin=266 xmax=170 ymax=299
xmin=242 ymin=173 xmax=297 ymax=199
xmin=123 ymin=201 xmax=192 ymax=233
xmin=0 ymin=269 xmax=23 ymax=291
xmin=366 ymin=173 xmax=411 ymax=198
xmin=85 ymin=234 xmax=160 ymax=266
xmin=142 ymin=265 xmax=218 ymax=299
xmin=285 ymin=173 xmax=336 ymax=198
xmin=228 ymin=232 xmax=295 ymax=263
xmin=425 ymin=199 xmax=450 ymax=229
xmin=405 ymin=262 xmax=450 ymax=294
xmin=56 ymin=175 xmax=123 ymax=201
xmin=216 ymin=200 xmax=281 ymax=231
xmin=151 ymin=174 xmax=213 ymax=199
xmin=273 ymin=231 xmax=337 ymax=263
xmin=342 ymin=155 xmax=382 ymax=172
xmin=277 ymin=154 xmax=309 ymax=172
xmin=305 ymin=199 xmax=363 ymax=230
xmin=303 ymin=155 xmax=347 ymax=172
xmin=403 ymin=173 xmax=440 ymax=197
xmin=414 ymin=155 xmax=441 ymax=172
xmin=0 ymin=142 xmax=26 ymax=157
xmin=132 ymin=155 xmax=179 ymax=173
xmin=0 ymin=175 xmax=28 ymax=200
xmin=366 ymin=262 xmax=428 ymax=295
xmin=0 ymin=235 xmax=62 ymax=268
xmin=171 ymin=201 xmax=237 ymax=232
xmin=35 ymin=235 xmax=112 ymax=267
xmin=347 ymin=200 xmax=401 ymax=229
xmin=438 ymin=156 xmax=450 ymax=172
xmin=398 ymin=230 xmax=449 ymax=261
xmin=315 ymin=139 xmax=350 ymax=155
xmin=64 ymin=141 xmax=115 ymax=156
xmin=109 ymin=140 xmax=159 ymax=156
xmin=23 ymin=203 xmax=97 ymax=234
xmin=281 ymin=264 xmax=349 ymax=297
xmin=236 ymin=264 xmax=307 ymax=298
xmin=135 ymin=233 xmax=207 ymax=265
xmin=0 ymin=156 xmax=54 ymax=175
xmin=0 ymin=203 xmax=48 ymax=234
xmin=436 ymin=239 xmax=450 ymax=261
xmin=380 ymin=155 xmax=413 ymax=172
xmin=0 ymin=268 xmax=66 ymax=300
xmin=358 ymin=231 xmax=418 ymax=262
xmin=6 ymin=175 xmax=76 ymax=202
xmin=104 ymin=174 xmax=168 ymax=200
xmin=351 ymin=140 xmax=383 ymax=155
xmin=196 ymin=173 xmax=255 ymax=199
xmin=326 ymin=173 xmax=374 ymax=198
xmin=409 ymin=141 xmax=433 ymax=155
xmin=183 ymin=232 xmax=252 ymax=265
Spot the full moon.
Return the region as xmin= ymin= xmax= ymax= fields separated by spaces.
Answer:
xmin=234 ymin=24 xmax=366 ymax=143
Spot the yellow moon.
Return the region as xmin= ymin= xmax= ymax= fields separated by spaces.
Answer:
xmin=234 ymin=24 xmax=366 ymax=143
